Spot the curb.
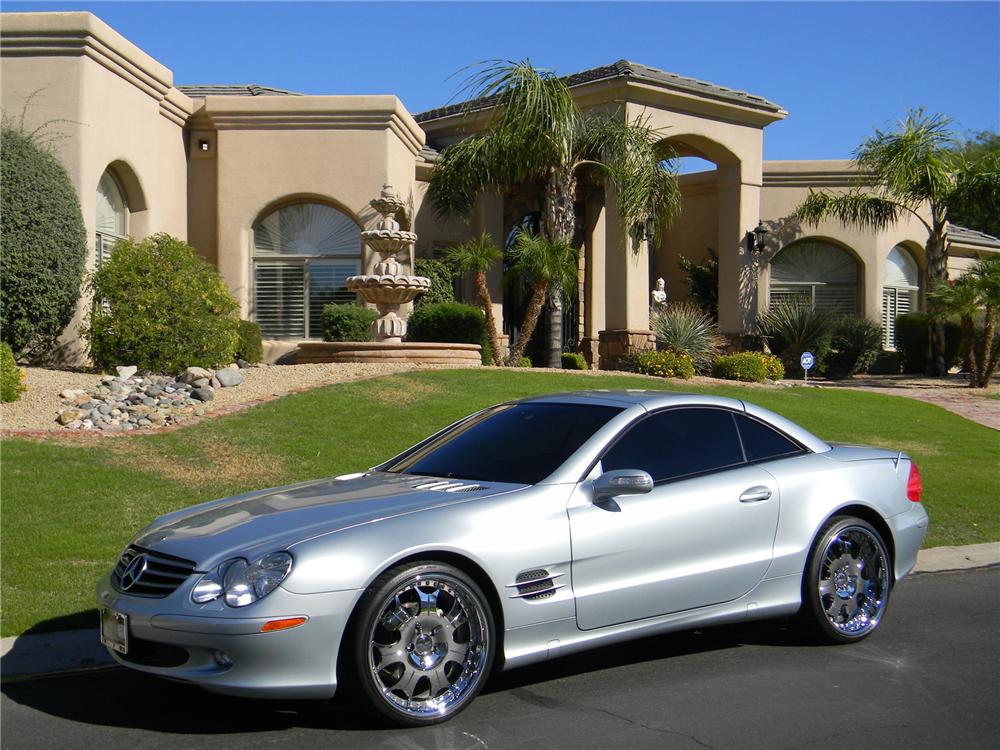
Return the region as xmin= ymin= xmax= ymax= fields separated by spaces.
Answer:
xmin=3 ymin=542 xmax=998 ymax=681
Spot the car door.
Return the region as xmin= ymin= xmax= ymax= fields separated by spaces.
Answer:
xmin=569 ymin=407 xmax=780 ymax=630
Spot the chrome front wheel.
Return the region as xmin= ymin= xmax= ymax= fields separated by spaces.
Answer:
xmin=353 ymin=563 xmax=494 ymax=725
xmin=805 ymin=517 xmax=891 ymax=643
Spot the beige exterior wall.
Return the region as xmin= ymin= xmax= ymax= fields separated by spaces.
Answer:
xmin=187 ymin=95 xmax=424 ymax=320
xmin=1 ymin=12 xmax=191 ymax=361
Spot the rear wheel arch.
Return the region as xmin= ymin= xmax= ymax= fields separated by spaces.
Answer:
xmin=822 ymin=504 xmax=896 ymax=572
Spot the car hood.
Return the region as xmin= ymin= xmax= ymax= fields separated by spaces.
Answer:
xmin=131 ymin=472 xmax=520 ymax=568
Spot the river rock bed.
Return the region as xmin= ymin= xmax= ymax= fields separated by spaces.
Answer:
xmin=56 ymin=365 xmax=246 ymax=431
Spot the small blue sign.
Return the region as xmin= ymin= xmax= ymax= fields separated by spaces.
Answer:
xmin=800 ymin=351 xmax=815 ymax=371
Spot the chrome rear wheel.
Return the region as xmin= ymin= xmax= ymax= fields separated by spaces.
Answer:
xmin=353 ymin=563 xmax=494 ymax=725
xmin=805 ymin=517 xmax=891 ymax=643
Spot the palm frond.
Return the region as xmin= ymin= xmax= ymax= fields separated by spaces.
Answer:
xmin=793 ymin=189 xmax=902 ymax=232
xmin=427 ymin=135 xmax=510 ymax=218
xmin=855 ymin=108 xmax=957 ymax=207
xmin=505 ymin=232 xmax=579 ymax=302
xmin=948 ymin=149 xmax=1000 ymax=227
xmin=440 ymin=232 xmax=502 ymax=275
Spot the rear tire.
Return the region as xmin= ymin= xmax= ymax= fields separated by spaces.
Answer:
xmin=802 ymin=516 xmax=891 ymax=644
xmin=347 ymin=561 xmax=495 ymax=726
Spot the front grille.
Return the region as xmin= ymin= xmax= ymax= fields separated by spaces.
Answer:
xmin=112 ymin=545 xmax=196 ymax=598
xmin=119 ymin=636 xmax=189 ymax=668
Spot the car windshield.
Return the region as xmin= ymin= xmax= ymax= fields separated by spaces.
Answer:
xmin=384 ymin=402 xmax=622 ymax=485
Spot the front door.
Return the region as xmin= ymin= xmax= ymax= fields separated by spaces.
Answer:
xmin=569 ymin=407 xmax=780 ymax=630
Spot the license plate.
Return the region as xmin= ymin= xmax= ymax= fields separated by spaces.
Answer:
xmin=100 ymin=607 xmax=129 ymax=655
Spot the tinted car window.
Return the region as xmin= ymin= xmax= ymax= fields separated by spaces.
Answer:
xmin=735 ymin=413 xmax=804 ymax=462
xmin=602 ymin=407 xmax=744 ymax=482
xmin=386 ymin=403 xmax=622 ymax=485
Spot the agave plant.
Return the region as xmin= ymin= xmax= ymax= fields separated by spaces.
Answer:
xmin=758 ymin=303 xmax=837 ymax=375
xmin=649 ymin=302 xmax=723 ymax=373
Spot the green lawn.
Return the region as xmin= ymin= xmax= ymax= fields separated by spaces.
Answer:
xmin=2 ymin=369 xmax=997 ymax=637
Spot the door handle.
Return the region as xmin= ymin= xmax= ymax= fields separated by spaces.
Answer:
xmin=739 ymin=486 xmax=772 ymax=503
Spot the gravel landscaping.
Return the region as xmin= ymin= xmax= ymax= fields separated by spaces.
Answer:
xmin=0 ymin=363 xmax=451 ymax=431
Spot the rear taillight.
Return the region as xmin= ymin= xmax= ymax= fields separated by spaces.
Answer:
xmin=906 ymin=463 xmax=923 ymax=502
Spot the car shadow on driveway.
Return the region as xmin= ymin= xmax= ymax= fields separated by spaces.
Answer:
xmin=1 ymin=618 xmax=816 ymax=734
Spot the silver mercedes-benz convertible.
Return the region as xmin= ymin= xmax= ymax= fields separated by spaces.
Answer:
xmin=97 ymin=390 xmax=928 ymax=725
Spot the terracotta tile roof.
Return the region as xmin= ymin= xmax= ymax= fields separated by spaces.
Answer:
xmin=415 ymin=59 xmax=783 ymax=123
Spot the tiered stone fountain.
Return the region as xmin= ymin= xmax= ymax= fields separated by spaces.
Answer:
xmin=297 ymin=185 xmax=482 ymax=365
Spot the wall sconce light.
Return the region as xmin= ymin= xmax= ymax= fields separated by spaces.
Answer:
xmin=747 ymin=221 xmax=769 ymax=253
xmin=644 ymin=217 xmax=656 ymax=242
xmin=198 ymin=139 xmax=210 ymax=152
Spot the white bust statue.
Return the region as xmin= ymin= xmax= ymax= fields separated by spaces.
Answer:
xmin=651 ymin=277 xmax=667 ymax=308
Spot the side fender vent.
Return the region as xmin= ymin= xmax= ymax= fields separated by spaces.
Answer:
xmin=411 ymin=481 xmax=487 ymax=493
xmin=508 ymin=568 xmax=565 ymax=600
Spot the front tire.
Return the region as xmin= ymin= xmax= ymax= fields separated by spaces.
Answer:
xmin=802 ymin=516 xmax=891 ymax=643
xmin=349 ymin=561 xmax=495 ymax=726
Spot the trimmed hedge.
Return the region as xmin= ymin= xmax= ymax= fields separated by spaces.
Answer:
xmin=633 ymin=349 xmax=695 ymax=380
xmin=1 ymin=342 xmax=27 ymax=403
xmin=561 ymin=352 xmax=588 ymax=370
xmin=413 ymin=258 xmax=457 ymax=307
xmin=895 ymin=313 xmax=962 ymax=373
xmin=235 ymin=320 xmax=263 ymax=363
xmin=0 ymin=126 xmax=87 ymax=360
xmin=83 ymin=234 xmax=241 ymax=373
xmin=322 ymin=304 xmax=377 ymax=342
xmin=712 ymin=352 xmax=774 ymax=382
xmin=406 ymin=302 xmax=490 ymax=364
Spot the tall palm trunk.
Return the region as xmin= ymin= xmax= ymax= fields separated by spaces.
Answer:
xmin=975 ymin=306 xmax=998 ymax=387
xmin=542 ymin=165 xmax=578 ymax=368
xmin=474 ymin=270 xmax=503 ymax=366
xmin=925 ymin=221 xmax=949 ymax=377
xmin=509 ymin=281 xmax=549 ymax=365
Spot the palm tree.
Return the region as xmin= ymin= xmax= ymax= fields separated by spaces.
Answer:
xmin=793 ymin=109 xmax=1000 ymax=375
xmin=930 ymin=255 xmax=1000 ymax=387
xmin=428 ymin=60 xmax=681 ymax=368
xmin=440 ymin=233 xmax=503 ymax=366
xmin=505 ymin=232 xmax=579 ymax=365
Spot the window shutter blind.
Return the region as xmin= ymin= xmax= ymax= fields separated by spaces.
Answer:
xmin=254 ymin=263 xmax=305 ymax=338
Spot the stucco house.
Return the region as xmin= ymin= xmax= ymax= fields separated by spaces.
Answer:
xmin=2 ymin=12 xmax=997 ymax=367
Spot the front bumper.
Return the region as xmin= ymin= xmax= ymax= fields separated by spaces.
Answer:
xmin=96 ymin=573 xmax=361 ymax=699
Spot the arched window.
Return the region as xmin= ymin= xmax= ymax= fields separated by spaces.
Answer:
xmin=252 ymin=202 xmax=362 ymax=338
xmin=95 ymin=170 xmax=127 ymax=268
xmin=882 ymin=245 xmax=920 ymax=349
xmin=768 ymin=240 xmax=859 ymax=316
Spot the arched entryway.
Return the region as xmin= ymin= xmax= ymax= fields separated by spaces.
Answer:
xmin=768 ymin=239 xmax=861 ymax=315
xmin=251 ymin=201 xmax=362 ymax=338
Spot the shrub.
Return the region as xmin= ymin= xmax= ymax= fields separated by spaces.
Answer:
xmin=711 ymin=352 xmax=770 ymax=382
xmin=515 ymin=356 xmax=533 ymax=368
xmin=321 ymin=303 xmax=377 ymax=342
xmin=759 ymin=304 xmax=836 ymax=376
xmin=83 ymin=234 xmax=240 ymax=373
xmin=561 ymin=352 xmax=588 ymax=370
xmin=413 ymin=258 xmax=457 ymax=307
xmin=827 ymin=317 xmax=882 ymax=379
xmin=677 ymin=251 xmax=719 ymax=320
xmin=407 ymin=303 xmax=488 ymax=364
xmin=895 ymin=313 xmax=961 ymax=373
xmin=235 ymin=320 xmax=263 ymax=363
xmin=1 ymin=342 xmax=27 ymax=402
xmin=650 ymin=302 xmax=723 ymax=373
xmin=1 ymin=125 xmax=87 ymax=361
xmin=757 ymin=352 xmax=785 ymax=380
xmin=634 ymin=349 xmax=695 ymax=380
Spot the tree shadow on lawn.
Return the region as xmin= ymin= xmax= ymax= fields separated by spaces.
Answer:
xmin=2 ymin=617 xmax=820 ymax=735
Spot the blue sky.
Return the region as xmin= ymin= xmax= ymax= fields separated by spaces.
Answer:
xmin=5 ymin=1 xmax=999 ymax=160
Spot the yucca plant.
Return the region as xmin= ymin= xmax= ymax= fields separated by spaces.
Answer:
xmin=828 ymin=317 xmax=883 ymax=379
xmin=649 ymin=302 xmax=723 ymax=373
xmin=759 ymin=303 xmax=836 ymax=376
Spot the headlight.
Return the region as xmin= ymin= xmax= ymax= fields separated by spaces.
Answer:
xmin=191 ymin=552 xmax=293 ymax=607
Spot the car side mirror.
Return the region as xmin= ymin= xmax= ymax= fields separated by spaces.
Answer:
xmin=592 ymin=469 xmax=654 ymax=503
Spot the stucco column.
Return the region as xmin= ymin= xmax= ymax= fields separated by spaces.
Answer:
xmin=474 ymin=191 xmax=507 ymax=352
xmin=599 ymin=186 xmax=653 ymax=368
xmin=717 ymin=164 xmax=762 ymax=336
xmin=581 ymin=195 xmax=607 ymax=367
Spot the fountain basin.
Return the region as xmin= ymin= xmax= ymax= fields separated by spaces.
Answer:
xmin=297 ymin=341 xmax=482 ymax=366
xmin=347 ymin=275 xmax=430 ymax=306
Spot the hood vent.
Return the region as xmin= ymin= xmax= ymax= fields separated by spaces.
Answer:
xmin=411 ymin=480 xmax=486 ymax=493
xmin=508 ymin=568 xmax=565 ymax=600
